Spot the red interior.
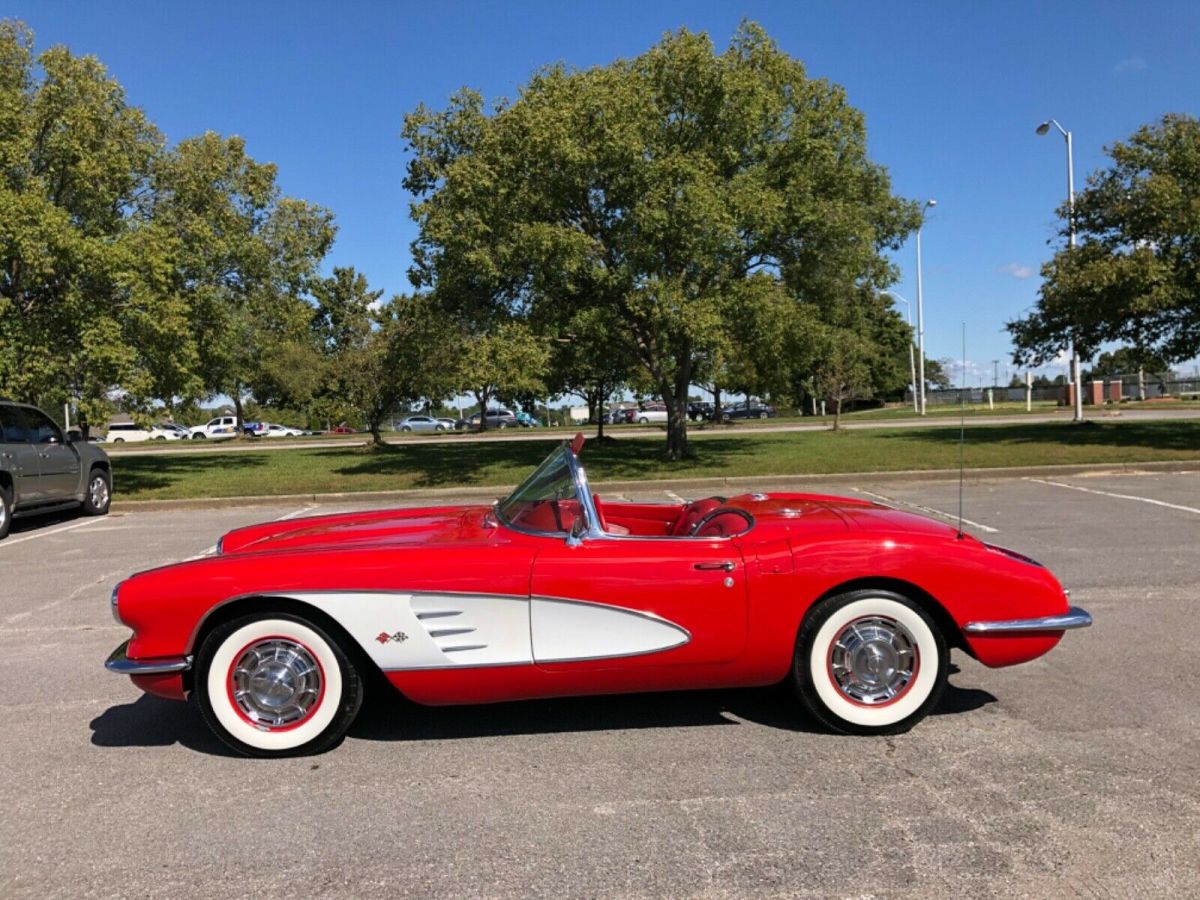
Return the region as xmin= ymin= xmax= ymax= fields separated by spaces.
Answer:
xmin=505 ymin=495 xmax=751 ymax=538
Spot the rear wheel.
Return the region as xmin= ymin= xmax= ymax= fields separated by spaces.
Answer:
xmin=193 ymin=432 xmax=206 ymax=439
xmin=195 ymin=613 xmax=363 ymax=757
xmin=401 ymin=425 xmax=412 ymax=432
xmin=0 ymin=482 xmax=12 ymax=540
xmin=759 ymin=411 xmax=768 ymax=419
xmin=793 ymin=590 xmax=947 ymax=735
xmin=81 ymin=468 xmax=111 ymax=516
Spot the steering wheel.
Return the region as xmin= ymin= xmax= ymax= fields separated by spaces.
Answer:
xmin=688 ymin=506 xmax=754 ymax=537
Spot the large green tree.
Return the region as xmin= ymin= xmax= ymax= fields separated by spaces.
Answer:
xmin=404 ymin=23 xmax=917 ymax=458
xmin=148 ymin=132 xmax=335 ymax=430
xmin=1009 ymin=114 xmax=1200 ymax=367
xmin=0 ymin=21 xmax=165 ymax=426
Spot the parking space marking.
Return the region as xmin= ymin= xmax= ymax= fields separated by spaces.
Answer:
xmin=851 ymin=489 xmax=999 ymax=533
xmin=664 ymin=490 xmax=685 ymax=502
xmin=0 ymin=517 xmax=105 ymax=549
xmin=1028 ymin=478 xmax=1200 ymax=516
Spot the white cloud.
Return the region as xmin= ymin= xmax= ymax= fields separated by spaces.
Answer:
xmin=1114 ymin=56 xmax=1148 ymax=75
xmin=999 ymin=262 xmax=1034 ymax=279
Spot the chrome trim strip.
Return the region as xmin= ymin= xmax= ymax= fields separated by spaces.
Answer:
xmin=964 ymin=606 xmax=1092 ymax=634
xmin=105 ymin=639 xmax=192 ymax=675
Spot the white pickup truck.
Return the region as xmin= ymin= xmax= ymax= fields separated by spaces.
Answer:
xmin=188 ymin=416 xmax=240 ymax=440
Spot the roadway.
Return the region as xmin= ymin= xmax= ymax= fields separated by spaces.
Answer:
xmin=1 ymin=468 xmax=1197 ymax=896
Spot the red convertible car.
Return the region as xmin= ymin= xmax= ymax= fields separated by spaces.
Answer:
xmin=106 ymin=436 xmax=1090 ymax=757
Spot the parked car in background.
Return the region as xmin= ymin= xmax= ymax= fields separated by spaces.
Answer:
xmin=721 ymin=403 xmax=777 ymax=421
xmin=265 ymin=424 xmax=305 ymax=437
xmin=611 ymin=407 xmax=637 ymax=424
xmin=1 ymin=400 xmax=112 ymax=540
xmin=104 ymin=422 xmax=184 ymax=443
xmin=455 ymin=409 xmax=519 ymax=430
xmin=190 ymin=416 xmax=240 ymax=440
xmin=244 ymin=422 xmax=304 ymax=439
xmin=687 ymin=401 xmax=715 ymax=421
xmin=157 ymin=423 xmax=191 ymax=440
xmin=634 ymin=403 xmax=669 ymax=424
xmin=397 ymin=415 xmax=454 ymax=433
xmin=328 ymin=423 xmax=357 ymax=434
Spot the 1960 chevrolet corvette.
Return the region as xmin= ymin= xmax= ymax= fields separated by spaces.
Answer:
xmin=106 ymin=435 xmax=1091 ymax=757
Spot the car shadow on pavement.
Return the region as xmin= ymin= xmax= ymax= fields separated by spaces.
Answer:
xmin=89 ymin=674 xmax=994 ymax=756
xmin=89 ymin=695 xmax=239 ymax=758
xmin=348 ymin=676 xmax=996 ymax=744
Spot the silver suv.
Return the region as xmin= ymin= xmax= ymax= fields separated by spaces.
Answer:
xmin=0 ymin=401 xmax=112 ymax=540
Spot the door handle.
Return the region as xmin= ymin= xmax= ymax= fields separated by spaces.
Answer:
xmin=694 ymin=561 xmax=735 ymax=572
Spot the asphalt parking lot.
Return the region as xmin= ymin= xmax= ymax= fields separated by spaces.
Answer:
xmin=1 ymin=468 xmax=1198 ymax=898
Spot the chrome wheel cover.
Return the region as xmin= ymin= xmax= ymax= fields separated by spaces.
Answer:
xmin=230 ymin=638 xmax=322 ymax=729
xmin=89 ymin=475 xmax=109 ymax=509
xmin=828 ymin=616 xmax=918 ymax=705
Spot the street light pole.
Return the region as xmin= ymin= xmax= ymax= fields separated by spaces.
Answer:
xmin=1037 ymin=118 xmax=1084 ymax=422
xmin=915 ymin=199 xmax=936 ymax=415
xmin=883 ymin=290 xmax=918 ymax=413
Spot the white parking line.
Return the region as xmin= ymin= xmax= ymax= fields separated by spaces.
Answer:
xmin=1027 ymin=478 xmax=1200 ymax=515
xmin=664 ymin=490 xmax=685 ymax=502
xmin=0 ymin=517 xmax=106 ymax=548
xmin=852 ymin=489 xmax=1000 ymax=534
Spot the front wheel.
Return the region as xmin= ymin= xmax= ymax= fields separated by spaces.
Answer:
xmin=400 ymin=426 xmax=412 ymax=432
xmin=192 ymin=433 xmax=206 ymax=439
xmin=194 ymin=613 xmax=363 ymax=757
xmin=792 ymin=590 xmax=947 ymax=735
xmin=81 ymin=468 xmax=111 ymax=516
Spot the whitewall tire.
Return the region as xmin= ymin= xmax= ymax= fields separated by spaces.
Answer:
xmin=793 ymin=590 xmax=947 ymax=735
xmin=195 ymin=613 xmax=363 ymax=757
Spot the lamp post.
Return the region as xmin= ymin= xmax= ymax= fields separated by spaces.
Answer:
xmin=1036 ymin=118 xmax=1084 ymax=422
xmin=915 ymin=198 xmax=936 ymax=415
xmin=882 ymin=290 xmax=919 ymax=413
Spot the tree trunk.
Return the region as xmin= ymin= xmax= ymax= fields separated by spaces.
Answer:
xmin=712 ymin=384 xmax=722 ymax=424
xmin=232 ymin=387 xmax=245 ymax=437
xmin=594 ymin=383 xmax=606 ymax=440
xmin=368 ymin=408 xmax=385 ymax=446
xmin=833 ymin=390 xmax=842 ymax=431
xmin=664 ymin=376 xmax=691 ymax=460
xmin=475 ymin=388 xmax=489 ymax=431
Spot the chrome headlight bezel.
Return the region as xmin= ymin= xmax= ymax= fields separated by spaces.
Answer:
xmin=110 ymin=581 xmax=124 ymax=625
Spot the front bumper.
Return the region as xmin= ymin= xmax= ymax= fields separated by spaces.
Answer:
xmin=963 ymin=606 xmax=1093 ymax=634
xmin=105 ymin=639 xmax=193 ymax=675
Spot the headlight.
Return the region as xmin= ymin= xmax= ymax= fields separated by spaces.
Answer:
xmin=110 ymin=581 xmax=124 ymax=625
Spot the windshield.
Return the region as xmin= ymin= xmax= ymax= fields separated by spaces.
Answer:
xmin=496 ymin=445 xmax=586 ymax=536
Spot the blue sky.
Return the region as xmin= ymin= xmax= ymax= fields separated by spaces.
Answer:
xmin=12 ymin=1 xmax=1200 ymax=385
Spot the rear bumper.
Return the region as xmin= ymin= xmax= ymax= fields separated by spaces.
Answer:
xmin=964 ymin=606 xmax=1093 ymax=634
xmin=105 ymin=639 xmax=192 ymax=675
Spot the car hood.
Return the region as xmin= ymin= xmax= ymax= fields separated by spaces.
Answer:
xmin=217 ymin=505 xmax=491 ymax=555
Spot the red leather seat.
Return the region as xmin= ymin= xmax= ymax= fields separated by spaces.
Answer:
xmin=670 ymin=497 xmax=724 ymax=536
xmin=693 ymin=509 xmax=753 ymax=538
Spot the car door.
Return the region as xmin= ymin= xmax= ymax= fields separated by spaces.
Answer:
xmin=529 ymin=537 xmax=748 ymax=669
xmin=21 ymin=408 xmax=81 ymax=499
xmin=0 ymin=407 xmax=43 ymax=504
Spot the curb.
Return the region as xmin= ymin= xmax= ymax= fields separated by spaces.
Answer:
xmin=109 ymin=458 xmax=1198 ymax=513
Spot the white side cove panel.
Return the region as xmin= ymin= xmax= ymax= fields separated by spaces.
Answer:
xmin=294 ymin=592 xmax=532 ymax=670
xmin=531 ymin=598 xmax=690 ymax=663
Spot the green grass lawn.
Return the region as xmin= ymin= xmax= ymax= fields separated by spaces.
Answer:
xmin=110 ymin=420 xmax=1200 ymax=501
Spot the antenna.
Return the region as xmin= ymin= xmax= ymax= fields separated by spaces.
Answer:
xmin=957 ymin=322 xmax=966 ymax=539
